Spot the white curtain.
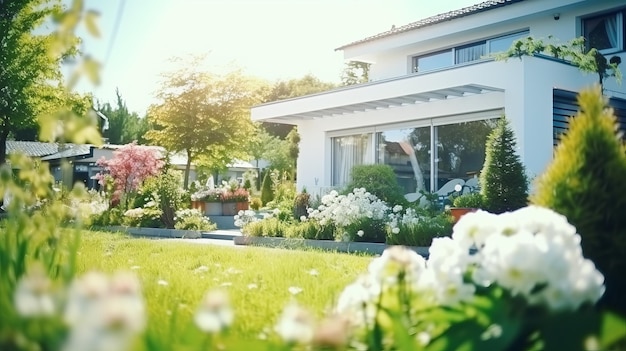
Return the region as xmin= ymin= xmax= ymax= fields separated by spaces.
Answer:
xmin=605 ymin=14 xmax=619 ymax=49
xmin=334 ymin=134 xmax=371 ymax=186
xmin=455 ymin=43 xmax=486 ymax=64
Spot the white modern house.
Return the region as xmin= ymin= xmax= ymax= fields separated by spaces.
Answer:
xmin=251 ymin=0 xmax=626 ymax=198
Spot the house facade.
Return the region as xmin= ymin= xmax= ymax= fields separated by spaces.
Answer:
xmin=250 ymin=0 xmax=626 ymax=198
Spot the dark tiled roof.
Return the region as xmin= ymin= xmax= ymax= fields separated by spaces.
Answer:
xmin=40 ymin=144 xmax=92 ymax=161
xmin=6 ymin=141 xmax=58 ymax=157
xmin=336 ymin=0 xmax=526 ymax=50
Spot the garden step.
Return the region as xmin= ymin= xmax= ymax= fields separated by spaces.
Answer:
xmin=208 ymin=215 xmax=238 ymax=230
xmin=201 ymin=230 xmax=242 ymax=240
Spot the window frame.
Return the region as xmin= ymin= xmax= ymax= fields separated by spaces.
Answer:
xmin=582 ymin=10 xmax=624 ymax=54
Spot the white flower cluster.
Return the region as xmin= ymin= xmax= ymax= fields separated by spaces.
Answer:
xmin=174 ymin=208 xmax=204 ymax=220
xmin=123 ymin=207 xmax=145 ymax=218
xmin=234 ymin=210 xmax=260 ymax=228
xmin=386 ymin=205 xmax=422 ymax=234
xmin=335 ymin=206 xmax=605 ymax=327
xmin=307 ymin=188 xmax=388 ymax=228
xmin=63 ymin=272 xmax=146 ymax=351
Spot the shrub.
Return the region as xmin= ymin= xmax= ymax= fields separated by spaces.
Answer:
xmin=480 ymin=118 xmax=528 ymax=213
xmin=90 ymin=207 xmax=124 ymax=227
xmin=285 ymin=220 xmax=334 ymax=240
xmin=531 ymin=86 xmax=626 ymax=315
xmin=307 ymin=188 xmax=388 ymax=243
xmin=260 ymin=171 xmax=274 ymax=205
xmin=452 ymin=192 xmax=484 ymax=208
xmin=136 ymin=169 xmax=186 ymax=228
xmin=249 ymin=197 xmax=262 ymax=210
xmin=173 ymin=209 xmax=216 ymax=231
xmin=386 ymin=207 xmax=453 ymax=246
xmin=293 ymin=191 xmax=310 ymax=220
xmin=241 ymin=217 xmax=286 ymax=237
xmin=344 ymin=164 xmax=406 ymax=206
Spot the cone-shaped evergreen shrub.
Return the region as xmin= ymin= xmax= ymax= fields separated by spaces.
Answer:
xmin=531 ymin=86 xmax=626 ymax=315
xmin=480 ymin=118 xmax=528 ymax=213
xmin=260 ymin=171 xmax=274 ymax=206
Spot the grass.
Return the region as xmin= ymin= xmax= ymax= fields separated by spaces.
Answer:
xmin=76 ymin=230 xmax=371 ymax=346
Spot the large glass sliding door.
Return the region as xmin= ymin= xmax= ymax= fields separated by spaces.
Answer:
xmin=375 ymin=117 xmax=498 ymax=195
xmin=376 ymin=127 xmax=431 ymax=194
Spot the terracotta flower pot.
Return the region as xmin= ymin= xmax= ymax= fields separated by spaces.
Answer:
xmin=450 ymin=207 xmax=477 ymax=223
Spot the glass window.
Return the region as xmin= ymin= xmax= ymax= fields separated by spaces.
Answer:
xmin=488 ymin=31 xmax=530 ymax=54
xmin=332 ymin=134 xmax=373 ymax=186
xmin=583 ymin=12 xmax=623 ymax=52
xmin=413 ymin=50 xmax=453 ymax=73
xmin=433 ymin=119 xmax=498 ymax=193
xmin=455 ymin=41 xmax=486 ymax=64
xmin=376 ymin=127 xmax=431 ymax=193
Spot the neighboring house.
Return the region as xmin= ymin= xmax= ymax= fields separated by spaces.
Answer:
xmin=250 ymin=0 xmax=626 ymax=198
xmin=6 ymin=141 xmax=257 ymax=189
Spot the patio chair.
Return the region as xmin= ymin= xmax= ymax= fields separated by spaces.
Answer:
xmin=463 ymin=177 xmax=480 ymax=194
xmin=435 ymin=179 xmax=465 ymax=207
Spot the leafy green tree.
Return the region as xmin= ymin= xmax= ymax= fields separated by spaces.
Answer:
xmin=341 ymin=61 xmax=370 ymax=86
xmin=260 ymin=170 xmax=274 ymax=206
xmin=479 ymin=118 xmax=528 ymax=213
xmin=531 ymin=86 xmax=626 ymax=315
xmin=145 ymin=56 xmax=261 ymax=188
xmin=96 ymin=88 xmax=149 ymax=144
xmin=0 ymin=0 xmax=92 ymax=164
xmin=261 ymin=74 xmax=336 ymax=139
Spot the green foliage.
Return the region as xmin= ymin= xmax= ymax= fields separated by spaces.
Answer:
xmin=531 ymin=86 xmax=626 ymax=315
xmin=0 ymin=0 xmax=100 ymax=164
xmin=497 ymin=36 xmax=622 ymax=90
xmin=90 ymin=207 xmax=123 ymax=227
xmin=260 ymin=171 xmax=274 ymax=206
xmin=386 ymin=213 xmax=454 ymax=246
xmin=136 ymin=169 xmax=186 ymax=228
xmin=173 ymin=209 xmax=216 ymax=231
xmin=96 ymin=88 xmax=149 ymax=144
xmin=241 ymin=217 xmax=287 ymax=237
xmin=293 ymin=191 xmax=310 ymax=220
xmin=342 ymin=218 xmax=387 ymax=243
xmin=341 ymin=60 xmax=370 ymax=86
xmin=145 ymin=55 xmax=261 ymax=188
xmin=286 ymin=220 xmax=335 ymax=240
xmin=452 ymin=192 xmax=485 ymax=208
xmin=344 ymin=164 xmax=406 ymax=206
xmin=480 ymin=118 xmax=528 ymax=213
xmin=249 ymin=197 xmax=262 ymax=210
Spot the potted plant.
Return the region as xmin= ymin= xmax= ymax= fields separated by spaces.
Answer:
xmin=449 ymin=192 xmax=484 ymax=222
xmin=191 ymin=188 xmax=223 ymax=216
xmin=221 ymin=188 xmax=249 ymax=215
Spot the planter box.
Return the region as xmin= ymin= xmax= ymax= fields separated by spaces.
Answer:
xmin=191 ymin=201 xmax=205 ymax=211
xmin=204 ymin=202 xmax=223 ymax=216
xmin=222 ymin=202 xmax=238 ymax=216
xmin=236 ymin=201 xmax=249 ymax=212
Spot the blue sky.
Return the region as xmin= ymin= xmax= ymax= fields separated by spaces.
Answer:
xmin=76 ymin=0 xmax=479 ymax=115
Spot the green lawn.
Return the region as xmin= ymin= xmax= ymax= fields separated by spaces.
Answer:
xmin=77 ymin=230 xmax=371 ymax=345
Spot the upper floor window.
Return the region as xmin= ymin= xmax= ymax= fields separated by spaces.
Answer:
xmin=412 ymin=30 xmax=529 ymax=73
xmin=583 ymin=10 xmax=624 ymax=53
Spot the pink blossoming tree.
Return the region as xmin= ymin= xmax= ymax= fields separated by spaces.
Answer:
xmin=96 ymin=142 xmax=164 ymax=208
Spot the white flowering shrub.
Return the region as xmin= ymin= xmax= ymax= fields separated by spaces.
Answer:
xmin=335 ymin=206 xmax=614 ymax=350
xmin=386 ymin=205 xmax=454 ymax=246
xmin=307 ymin=188 xmax=389 ymax=242
xmin=234 ymin=210 xmax=260 ymax=228
xmin=174 ymin=209 xmax=216 ymax=231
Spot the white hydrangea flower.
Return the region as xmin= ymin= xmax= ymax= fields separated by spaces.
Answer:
xmin=14 ymin=265 xmax=55 ymax=317
xmin=194 ymin=289 xmax=234 ymax=333
xmin=275 ymin=302 xmax=315 ymax=344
